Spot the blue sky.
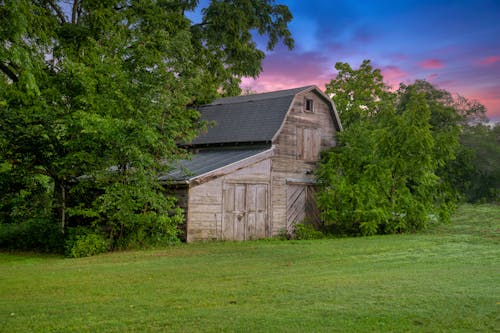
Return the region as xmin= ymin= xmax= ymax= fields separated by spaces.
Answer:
xmin=240 ymin=0 xmax=500 ymax=121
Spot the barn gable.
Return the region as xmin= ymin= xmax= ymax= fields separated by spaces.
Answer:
xmin=164 ymin=86 xmax=342 ymax=242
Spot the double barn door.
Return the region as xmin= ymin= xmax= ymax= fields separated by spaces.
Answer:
xmin=222 ymin=183 xmax=269 ymax=240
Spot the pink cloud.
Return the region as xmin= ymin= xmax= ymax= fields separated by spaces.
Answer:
xmin=479 ymin=56 xmax=500 ymax=65
xmin=380 ymin=66 xmax=409 ymax=89
xmin=426 ymin=73 xmax=439 ymax=81
xmin=419 ymin=59 xmax=445 ymax=69
xmin=445 ymin=85 xmax=500 ymax=122
xmin=241 ymin=52 xmax=500 ymax=122
xmin=471 ymin=88 xmax=500 ymax=121
xmin=241 ymin=50 xmax=335 ymax=92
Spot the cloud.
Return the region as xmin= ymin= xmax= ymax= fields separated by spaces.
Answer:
xmin=352 ymin=26 xmax=376 ymax=44
xmin=240 ymin=0 xmax=500 ymax=121
xmin=380 ymin=66 xmax=409 ymax=89
xmin=478 ymin=56 xmax=500 ymax=65
xmin=242 ymin=48 xmax=335 ymax=92
xmin=419 ymin=59 xmax=445 ymax=69
xmin=426 ymin=73 xmax=439 ymax=81
xmin=388 ymin=53 xmax=409 ymax=62
xmin=470 ymin=87 xmax=500 ymax=121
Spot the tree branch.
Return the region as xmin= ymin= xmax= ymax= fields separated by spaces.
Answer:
xmin=71 ymin=0 xmax=79 ymax=24
xmin=0 ymin=62 xmax=19 ymax=82
xmin=46 ymin=0 xmax=67 ymax=24
xmin=113 ymin=4 xmax=129 ymax=11
xmin=191 ymin=21 xmax=209 ymax=29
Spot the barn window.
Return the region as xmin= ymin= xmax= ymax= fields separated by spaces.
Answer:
xmin=304 ymin=98 xmax=314 ymax=112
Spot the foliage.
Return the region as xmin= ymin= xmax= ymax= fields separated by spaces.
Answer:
xmin=292 ymin=223 xmax=325 ymax=240
xmin=64 ymin=227 xmax=109 ymax=258
xmin=0 ymin=164 xmax=53 ymax=224
xmin=75 ymin=169 xmax=183 ymax=249
xmin=318 ymin=61 xmax=469 ymax=236
xmin=398 ymin=81 xmax=498 ymax=203
xmin=457 ymin=124 xmax=500 ymax=202
xmin=325 ymin=60 xmax=392 ymax=128
xmin=0 ymin=0 xmax=293 ymax=250
xmin=0 ymin=218 xmax=64 ymax=253
xmin=1 ymin=204 xmax=498 ymax=332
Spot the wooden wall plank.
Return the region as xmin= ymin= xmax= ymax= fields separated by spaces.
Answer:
xmin=270 ymin=90 xmax=337 ymax=236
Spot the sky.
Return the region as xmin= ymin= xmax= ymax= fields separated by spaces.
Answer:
xmin=238 ymin=0 xmax=500 ymax=122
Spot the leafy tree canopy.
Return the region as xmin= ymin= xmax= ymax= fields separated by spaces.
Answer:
xmin=318 ymin=60 xmax=489 ymax=236
xmin=0 ymin=0 xmax=294 ymax=249
xmin=456 ymin=124 xmax=500 ymax=202
xmin=325 ymin=60 xmax=392 ymax=128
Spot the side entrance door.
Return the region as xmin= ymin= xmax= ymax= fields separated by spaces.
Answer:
xmin=286 ymin=184 xmax=321 ymax=232
xmin=222 ymin=183 xmax=269 ymax=240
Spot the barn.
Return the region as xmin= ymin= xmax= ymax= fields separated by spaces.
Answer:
xmin=161 ymin=85 xmax=342 ymax=242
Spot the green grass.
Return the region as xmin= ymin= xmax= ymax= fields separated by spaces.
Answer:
xmin=1 ymin=204 xmax=499 ymax=332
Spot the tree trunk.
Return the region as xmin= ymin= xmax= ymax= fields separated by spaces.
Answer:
xmin=53 ymin=178 xmax=67 ymax=234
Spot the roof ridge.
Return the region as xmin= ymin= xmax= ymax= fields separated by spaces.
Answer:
xmin=199 ymin=94 xmax=291 ymax=108
xmin=239 ymin=85 xmax=315 ymax=97
xmin=207 ymin=85 xmax=316 ymax=106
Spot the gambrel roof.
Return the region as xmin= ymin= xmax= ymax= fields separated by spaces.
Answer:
xmin=163 ymin=86 xmax=342 ymax=183
xmin=190 ymin=85 xmax=341 ymax=146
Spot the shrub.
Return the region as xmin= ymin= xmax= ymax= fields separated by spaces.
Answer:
xmin=0 ymin=218 xmax=64 ymax=253
xmin=65 ymin=227 xmax=109 ymax=258
xmin=92 ymin=178 xmax=184 ymax=249
xmin=293 ymin=223 xmax=325 ymax=240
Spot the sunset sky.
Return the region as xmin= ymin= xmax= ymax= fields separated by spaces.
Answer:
xmin=238 ymin=0 xmax=500 ymax=122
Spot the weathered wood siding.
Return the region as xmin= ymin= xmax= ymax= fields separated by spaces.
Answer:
xmin=271 ymin=91 xmax=336 ymax=234
xmin=186 ymin=158 xmax=271 ymax=242
xmin=180 ymin=88 xmax=338 ymax=242
xmin=222 ymin=183 xmax=269 ymax=240
xmin=286 ymin=184 xmax=321 ymax=230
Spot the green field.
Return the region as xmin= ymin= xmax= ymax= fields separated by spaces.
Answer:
xmin=1 ymin=204 xmax=499 ymax=332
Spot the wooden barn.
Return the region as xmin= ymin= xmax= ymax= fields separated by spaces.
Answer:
xmin=161 ymin=86 xmax=342 ymax=242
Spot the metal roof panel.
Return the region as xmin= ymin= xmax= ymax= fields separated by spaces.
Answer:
xmin=160 ymin=146 xmax=271 ymax=182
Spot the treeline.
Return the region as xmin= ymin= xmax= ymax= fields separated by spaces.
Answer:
xmin=1 ymin=2 xmax=498 ymax=253
xmin=316 ymin=61 xmax=499 ymax=236
xmin=0 ymin=0 xmax=293 ymax=256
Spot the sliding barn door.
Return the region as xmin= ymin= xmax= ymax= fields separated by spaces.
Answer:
xmin=222 ymin=183 xmax=269 ymax=240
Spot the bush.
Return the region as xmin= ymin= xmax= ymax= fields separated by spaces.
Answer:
xmin=92 ymin=177 xmax=183 ymax=250
xmin=293 ymin=223 xmax=325 ymax=240
xmin=0 ymin=218 xmax=64 ymax=253
xmin=65 ymin=227 xmax=109 ymax=258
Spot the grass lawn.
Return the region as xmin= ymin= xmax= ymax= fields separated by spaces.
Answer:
xmin=1 ymin=204 xmax=499 ymax=332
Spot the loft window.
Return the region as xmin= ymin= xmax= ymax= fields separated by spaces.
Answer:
xmin=304 ymin=98 xmax=314 ymax=112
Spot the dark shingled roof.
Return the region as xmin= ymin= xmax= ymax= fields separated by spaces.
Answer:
xmin=159 ymin=146 xmax=271 ymax=182
xmin=191 ymin=86 xmax=314 ymax=145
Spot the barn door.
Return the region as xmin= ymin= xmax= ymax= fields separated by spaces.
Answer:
xmin=222 ymin=183 xmax=268 ymax=240
xmin=286 ymin=184 xmax=321 ymax=232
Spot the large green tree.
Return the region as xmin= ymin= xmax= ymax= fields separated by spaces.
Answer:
xmin=0 ymin=0 xmax=293 ymax=248
xmin=325 ymin=60 xmax=391 ymax=128
xmin=317 ymin=61 xmax=478 ymax=236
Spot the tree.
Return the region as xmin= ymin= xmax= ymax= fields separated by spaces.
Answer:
xmin=325 ymin=60 xmax=391 ymax=128
xmin=317 ymin=91 xmax=447 ymax=235
xmin=0 ymin=0 xmax=293 ymax=249
xmin=397 ymin=80 xmax=493 ymax=204
xmin=457 ymin=124 xmax=500 ymax=202
xmin=317 ymin=62 xmax=461 ymax=236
